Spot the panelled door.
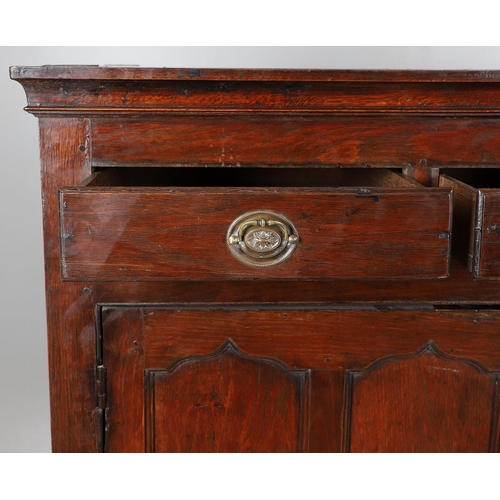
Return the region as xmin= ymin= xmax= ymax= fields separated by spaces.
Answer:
xmin=100 ymin=307 xmax=500 ymax=452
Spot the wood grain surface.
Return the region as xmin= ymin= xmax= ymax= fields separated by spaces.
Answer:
xmin=11 ymin=66 xmax=500 ymax=82
xmin=440 ymin=172 xmax=500 ymax=279
xmin=345 ymin=342 xmax=499 ymax=452
xmin=102 ymin=307 xmax=500 ymax=453
xmin=478 ymin=190 xmax=500 ymax=278
xmin=145 ymin=340 xmax=309 ymax=452
xmin=38 ymin=118 xmax=97 ymax=451
xmin=91 ymin=116 xmax=500 ymax=168
xmin=60 ymin=185 xmax=451 ymax=280
xmin=11 ymin=67 xmax=500 ymax=452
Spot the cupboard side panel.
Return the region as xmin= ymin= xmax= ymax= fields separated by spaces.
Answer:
xmin=39 ymin=118 xmax=98 ymax=452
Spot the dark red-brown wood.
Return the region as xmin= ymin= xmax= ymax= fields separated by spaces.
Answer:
xmin=11 ymin=67 xmax=500 ymax=118
xmin=86 ymin=258 xmax=500 ymax=305
xmin=60 ymin=184 xmax=451 ymax=280
xmin=11 ymin=66 xmax=500 ymax=453
xmin=145 ymin=339 xmax=310 ymax=453
xmin=479 ymin=190 xmax=500 ymax=278
xmin=440 ymin=172 xmax=500 ymax=279
xmin=11 ymin=66 xmax=500 ymax=82
xmin=90 ymin=117 xmax=500 ymax=168
xmin=102 ymin=307 xmax=500 ymax=453
xmin=344 ymin=342 xmax=500 ymax=452
xmin=38 ymin=118 xmax=97 ymax=452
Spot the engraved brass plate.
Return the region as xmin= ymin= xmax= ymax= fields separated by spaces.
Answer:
xmin=245 ymin=228 xmax=281 ymax=253
xmin=227 ymin=210 xmax=299 ymax=268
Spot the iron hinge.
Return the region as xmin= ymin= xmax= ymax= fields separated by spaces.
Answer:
xmin=96 ymin=365 xmax=107 ymax=452
xmin=96 ymin=365 xmax=107 ymax=409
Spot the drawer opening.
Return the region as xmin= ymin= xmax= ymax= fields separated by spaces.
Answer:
xmin=439 ymin=169 xmax=500 ymax=279
xmin=440 ymin=168 xmax=500 ymax=189
xmin=83 ymin=167 xmax=422 ymax=189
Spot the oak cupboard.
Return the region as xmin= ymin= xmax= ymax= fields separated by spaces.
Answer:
xmin=11 ymin=66 xmax=500 ymax=452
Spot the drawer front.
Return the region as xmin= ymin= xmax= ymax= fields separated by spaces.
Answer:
xmin=59 ymin=186 xmax=451 ymax=280
xmin=91 ymin=116 xmax=500 ymax=168
xmin=441 ymin=172 xmax=500 ymax=279
xmin=479 ymin=191 xmax=500 ymax=278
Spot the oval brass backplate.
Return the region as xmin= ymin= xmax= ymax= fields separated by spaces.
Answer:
xmin=227 ymin=210 xmax=299 ymax=268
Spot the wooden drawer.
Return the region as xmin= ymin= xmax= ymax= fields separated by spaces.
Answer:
xmin=440 ymin=170 xmax=500 ymax=279
xmin=59 ymin=168 xmax=452 ymax=280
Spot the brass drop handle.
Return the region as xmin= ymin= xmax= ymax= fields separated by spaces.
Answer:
xmin=227 ymin=210 xmax=299 ymax=268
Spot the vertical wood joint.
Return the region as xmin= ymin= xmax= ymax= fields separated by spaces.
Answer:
xmin=403 ymin=166 xmax=440 ymax=187
xmin=490 ymin=376 xmax=500 ymax=452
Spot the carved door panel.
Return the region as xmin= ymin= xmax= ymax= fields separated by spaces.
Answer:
xmin=144 ymin=339 xmax=309 ymax=452
xmin=101 ymin=307 xmax=500 ymax=453
xmin=344 ymin=341 xmax=500 ymax=452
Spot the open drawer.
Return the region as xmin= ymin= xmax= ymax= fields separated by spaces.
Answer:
xmin=59 ymin=168 xmax=452 ymax=280
xmin=440 ymin=169 xmax=500 ymax=279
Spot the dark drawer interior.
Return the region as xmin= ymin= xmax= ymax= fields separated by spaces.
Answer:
xmin=85 ymin=167 xmax=421 ymax=188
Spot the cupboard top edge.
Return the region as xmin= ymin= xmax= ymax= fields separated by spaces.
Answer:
xmin=10 ymin=66 xmax=500 ymax=83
